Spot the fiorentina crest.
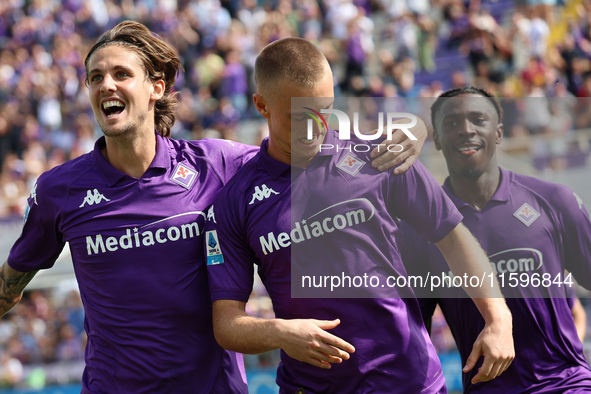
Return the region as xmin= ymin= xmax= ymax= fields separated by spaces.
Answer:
xmin=171 ymin=163 xmax=197 ymax=190
xmin=336 ymin=153 xmax=365 ymax=176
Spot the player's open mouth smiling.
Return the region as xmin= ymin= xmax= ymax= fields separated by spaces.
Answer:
xmin=102 ymin=100 xmax=126 ymax=118
xmin=456 ymin=142 xmax=481 ymax=156
xmin=299 ymin=133 xmax=321 ymax=145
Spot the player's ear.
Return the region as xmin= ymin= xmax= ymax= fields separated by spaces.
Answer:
xmin=150 ymin=79 xmax=165 ymax=101
xmin=432 ymin=128 xmax=442 ymax=150
xmin=253 ymin=93 xmax=270 ymax=119
xmin=496 ymin=123 xmax=503 ymax=145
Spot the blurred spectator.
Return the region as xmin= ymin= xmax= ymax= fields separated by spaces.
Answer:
xmin=56 ymin=324 xmax=83 ymax=362
xmin=0 ymin=352 xmax=23 ymax=388
xmin=429 ymin=306 xmax=457 ymax=354
xmin=527 ymin=8 xmax=550 ymax=59
xmin=220 ymin=50 xmax=249 ymax=113
xmin=0 ymin=0 xmax=590 ymax=216
xmin=2 ymin=0 xmax=591 ymax=387
xmin=0 ymin=289 xmax=87 ymax=387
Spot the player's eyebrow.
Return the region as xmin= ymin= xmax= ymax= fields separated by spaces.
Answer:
xmin=442 ymin=110 xmax=490 ymax=120
xmin=468 ymin=110 xmax=491 ymax=118
xmin=88 ymin=64 xmax=134 ymax=76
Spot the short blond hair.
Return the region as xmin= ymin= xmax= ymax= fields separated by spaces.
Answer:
xmin=254 ymin=38 xmax=330 ymax=96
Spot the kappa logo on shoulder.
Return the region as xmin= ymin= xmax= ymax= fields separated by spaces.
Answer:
xmin=336 ymin=153 xmax=365 ymax=176
xmin=80 ymin=189 xmax=111 ymax=208
xmin=249 ymin=184 xmax=279 ymax=205
xmin=513 ymin=202 xmax=540 ymax=227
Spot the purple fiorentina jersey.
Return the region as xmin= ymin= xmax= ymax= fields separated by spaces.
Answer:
xmin=8 ymin=133 xmax=257 ymax=393
xmin=206 ymin=131 xmax=463 ymax=393
xmin=400 ymin=168 xmax=591 ymax=393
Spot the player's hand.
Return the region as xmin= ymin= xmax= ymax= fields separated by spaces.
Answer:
xmin=463 ymin=310 xmax=514 ymax=384
xmin=369 ymin=116 xmax=427 ymax=174
xmin=276 ymin=318 xmax=355 ymax=369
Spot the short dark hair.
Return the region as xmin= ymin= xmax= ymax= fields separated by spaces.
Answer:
xmin=84 ymin=21 xmax=183 ymax=138
xmin=254 ymin=38 xmax=329 ymax=96
xmin=431 ymin=87 xmax=503 ymax=130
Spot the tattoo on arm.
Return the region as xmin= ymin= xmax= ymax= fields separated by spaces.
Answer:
xmin=0 ymin=262 xmax=38 ymax=316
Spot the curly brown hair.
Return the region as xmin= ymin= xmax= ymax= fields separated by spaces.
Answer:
xmin=84 ymin=21 xmax=183 ymax=138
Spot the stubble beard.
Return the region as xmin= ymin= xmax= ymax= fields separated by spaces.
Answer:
xmin=459 ymin=167 xmax=485 ymax=179
xmin=100 ymin=111 xmax=147 ymax=140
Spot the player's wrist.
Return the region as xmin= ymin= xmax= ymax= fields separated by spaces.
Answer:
xmin=269 ymin=318 xmax=289 ymax=350
xmin=481 ymin=299 xmax=512 ymax=326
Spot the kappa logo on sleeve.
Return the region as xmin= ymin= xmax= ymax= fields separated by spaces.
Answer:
xmin=24 ymin=183 xmax=39 ymax=224
xmin=336 ymin=153 xmax=365 ymax=176
xmin=207 ymin=205 xmax=216 ymax=223
xmin=206 ymin=230 xmax=224 ymax=265
xmin=513 ymin=203 xmax=540 ymax=227
xmin=171 ymin=163 xmax=197 ymax=190
xmin=574 ymin=192 xmax=585 ymax=210
xmin=30 ymin=183 xmax=38 ymax=206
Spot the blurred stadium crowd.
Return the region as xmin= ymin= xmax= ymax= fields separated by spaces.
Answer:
xmin=1 ymin=0 xmax=591 ymax=389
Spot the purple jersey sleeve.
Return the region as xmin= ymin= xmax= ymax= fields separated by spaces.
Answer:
xmin=398 ymin=219 xmax=440 ymax=319
xmin=190 ymin=139 xmax=257 ymax=185
xmin=389 ymin=160 xmax=463 ymax=243
xmin=550 ymin=186 xmax=591 ymax=290
xmin=205 ymin=183 xmax=255 ymax=303
xmin=8 ymin=170 xmax=67 ymax=272
xmin=218 ymin=141 xmax=258 ymax=184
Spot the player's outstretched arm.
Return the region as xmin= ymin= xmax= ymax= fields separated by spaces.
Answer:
xmin=0 ymin=261 xmax=38 ymax=317
xmin=435 ymin=224 xmax=514 ymax=384
xmin=212 ymin=299 xmax=355 ymax=369
xmin=370 ymin=115 xmax=427 ymax=174
xmin=571 ymin=297 xmax=587 ymax=343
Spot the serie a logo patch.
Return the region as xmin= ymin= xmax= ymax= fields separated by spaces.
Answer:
xmin=206 ymin=230 xmax=224 ymax=265
xmin=336 ymin=153 xmax=365 ymax=176
xmin=171 ymin=163 xmax=197 ymax=190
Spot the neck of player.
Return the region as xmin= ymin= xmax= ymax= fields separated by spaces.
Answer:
xmin=102 ymin=132 xmax=157 ymax=179
xmin=447 ymin=164 xmax=501 ymax=212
